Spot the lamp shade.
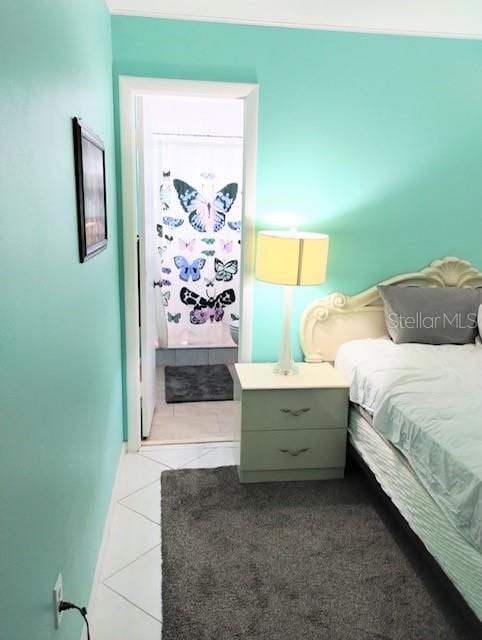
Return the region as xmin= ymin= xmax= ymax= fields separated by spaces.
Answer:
xmin=255 ymin=230 xmax=329 ymax=286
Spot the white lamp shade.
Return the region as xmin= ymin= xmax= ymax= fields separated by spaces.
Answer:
xmin=255 ymin=230 xmax=329 ymax=286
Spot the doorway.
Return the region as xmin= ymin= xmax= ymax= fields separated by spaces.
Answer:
xmin=119 ymin=77 xmax=258 ymax=452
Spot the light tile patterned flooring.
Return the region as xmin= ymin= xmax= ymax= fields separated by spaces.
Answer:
xmin=89 ymin=443 xmax=236 ymax=639
xmin=146 ymin=366 xmax=236 ymax=444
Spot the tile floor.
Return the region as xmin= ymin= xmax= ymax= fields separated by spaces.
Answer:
xmin=146 ymin=366 xmax=236 ymax=444
xmin=89 ymin=442 xmax=236 ymax=639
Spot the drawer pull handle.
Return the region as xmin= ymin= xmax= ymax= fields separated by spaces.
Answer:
xmin=280 ymin=408 xmax=311 ymax=417
xmin=279 ymin=448 xmax=309 ymax=457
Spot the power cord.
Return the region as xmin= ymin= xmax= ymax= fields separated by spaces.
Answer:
xmin=59 ymin=601 xmax=91 ymax=640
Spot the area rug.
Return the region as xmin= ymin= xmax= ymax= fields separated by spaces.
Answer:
xmin=161 ymin=466 xmax=475 ymax=640
xmin=164 ymin=364 xmax=233 ymax=403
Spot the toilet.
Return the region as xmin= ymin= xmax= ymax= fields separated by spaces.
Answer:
xmin=229 ymin=319 xmax=239 ymax=345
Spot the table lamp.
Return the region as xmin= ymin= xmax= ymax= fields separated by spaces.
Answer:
xmin=255 ymin=230 xmax=329 ymax=375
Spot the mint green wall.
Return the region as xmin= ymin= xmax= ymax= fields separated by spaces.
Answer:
xmin=0 ymin=2 xmax=123 ymax=639
xmin=112 ymin=17 xmax=482 ymax=361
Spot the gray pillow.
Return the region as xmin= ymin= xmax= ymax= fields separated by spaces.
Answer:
xmin=378 ymin=285 xmax=482 ymax=345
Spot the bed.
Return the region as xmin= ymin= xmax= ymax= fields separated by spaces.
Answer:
xmin=299 ymin=256 xmax=482 ymax=627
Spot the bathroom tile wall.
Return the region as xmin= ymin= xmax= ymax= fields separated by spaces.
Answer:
xmin=156 ymin=347 xmax=237 ymax=366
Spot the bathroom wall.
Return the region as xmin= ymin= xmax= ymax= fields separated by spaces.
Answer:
xmin=0 ymin=2 xmax=123 ymax=639
xmin=112 ymin=16 xmax=482 ymax=362
xmin=142 ymin=96 xmax=244 ymax=348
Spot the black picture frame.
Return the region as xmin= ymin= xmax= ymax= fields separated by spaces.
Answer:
xmin=72 ymin=117 xmax=108 ymax=262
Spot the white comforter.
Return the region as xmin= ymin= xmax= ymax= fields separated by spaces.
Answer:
xmin=335 ymin=338 xmax=482 ymax=553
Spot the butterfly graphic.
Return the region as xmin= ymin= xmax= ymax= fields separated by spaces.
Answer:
xmin=163 ymin=216 xmax=184 ymax=229
xmin=201 ymin=250 xmax=215 ymax=257
xmin=228 ymin=220 xmax=242 ymax=232
xmin=156 ymin=224 xmax=163 ymax=238
xmin=173 ymin=256 xmax=206 ymax=282
xmin=173 ymin=179 xmax=238 ymax=233
xmin=160 ymin=184 xmax=170 ymax=211
xmin=202 ymin=238 xmax=215 ymax=245
xmin=230 ymin=313 xmax=239 ymax=321
xmin=161 ymin=267 xmax=171 ymax=274
xmin=204 ymin=277 xmax=215 ymax=287
xmin=219 ymin=239 xmax=233 ymax=254
xmin=163 ymin=170 xmax=171 ymax=178
xmin=168 ymin=312 xmax=181 ymax=324
xmin=161 ymin=278 xmax=171 ymax=287
xmin=215 ymin=258 xmax=238 ymax=282
xmin=158 ymin=246 xmax=167 ymax=259
xmin=180 ymin=287 xmax=236 ymax=324
xmin=161 ymin=290 xmax=170 ymax=307
xmin=178 ymin=238 xmax=196 ymax=252
xmin=164 ymin=234 xmax=173 ymax=243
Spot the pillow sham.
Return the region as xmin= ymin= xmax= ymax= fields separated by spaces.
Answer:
xmin=378 ymin=285 xmax=482 ymax=345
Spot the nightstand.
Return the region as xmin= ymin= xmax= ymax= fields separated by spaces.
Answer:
xmin=233 ymin=362 xmax=349 ymax=483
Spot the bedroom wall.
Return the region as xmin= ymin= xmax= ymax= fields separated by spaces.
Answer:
xmin=111 ymin=17 xmax=482 ymax=362
xmin=0 ymin=2 xmax=123 ymax=639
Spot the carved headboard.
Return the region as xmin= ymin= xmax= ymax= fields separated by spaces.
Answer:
xmin=300 ymin=257 xmax=482 ymax=363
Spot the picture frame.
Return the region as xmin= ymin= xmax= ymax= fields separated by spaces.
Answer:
xmin=72 ymin=117 xmax=108 ymax=262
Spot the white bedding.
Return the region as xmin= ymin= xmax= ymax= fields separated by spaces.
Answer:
xmin=335 ymin=338 xmax=482 ymax=553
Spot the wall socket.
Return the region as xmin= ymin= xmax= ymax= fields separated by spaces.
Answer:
xmin=53 ymin=574 xmax=63 ymax=628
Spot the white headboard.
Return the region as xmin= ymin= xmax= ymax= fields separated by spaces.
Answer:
xmin=300 ymin=257 xmax=482 ymax=363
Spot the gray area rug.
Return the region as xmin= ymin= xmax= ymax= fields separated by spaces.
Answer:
xmin=164 ymin=364 xmax=233 ymax=403
xmin=161 ymin=466 xmax=474 ymax=640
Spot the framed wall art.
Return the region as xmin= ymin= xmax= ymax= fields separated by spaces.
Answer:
xmin=72 ymin=117 xmax=107 ymax=262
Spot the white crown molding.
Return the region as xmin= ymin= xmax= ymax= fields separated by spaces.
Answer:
xmin=106 ymin=2 xmax=482 ymax=41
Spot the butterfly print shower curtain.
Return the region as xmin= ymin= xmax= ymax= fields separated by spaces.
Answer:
xmin=154 ymin=135 xmax=243 ymax=347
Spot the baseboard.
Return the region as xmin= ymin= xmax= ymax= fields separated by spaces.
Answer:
xmin=80 ymin=443 xmax=126 ymax=640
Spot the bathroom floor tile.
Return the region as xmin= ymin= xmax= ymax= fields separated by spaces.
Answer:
xmin=145 ymin=366 xmax=238 ymax=445
xmin=152 ymin=403 xmax=174 ymax=419
xmin=173 ymin=401 xmax=224 ymax=417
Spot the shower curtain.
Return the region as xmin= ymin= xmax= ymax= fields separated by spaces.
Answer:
xmin=154 ymin=134 xmax=243 ymax=348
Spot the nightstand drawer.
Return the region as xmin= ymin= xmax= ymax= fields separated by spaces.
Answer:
xmin=241 ymin=429 xmax=347 ymax=471
xmin=242 ymin=389 xmax=348 ymax=430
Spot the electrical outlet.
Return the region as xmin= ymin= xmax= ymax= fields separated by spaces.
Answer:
xmin=53 ymin=574 xmax=63 ymax=629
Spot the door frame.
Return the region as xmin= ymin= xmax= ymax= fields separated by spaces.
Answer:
xmin=119 ymin=76 xmax=258 ymax=452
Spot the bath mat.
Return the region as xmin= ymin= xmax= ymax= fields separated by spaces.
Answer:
xmin=164 ymin=364 xmax=233 ymax=403
xmin=161 ymin=466 xmax=475 ymax=640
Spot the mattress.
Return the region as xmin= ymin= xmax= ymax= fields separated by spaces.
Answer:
xmin=335 ymin=338 xmax=482 ymax=553
xmin=348 ymin=407 xmax=482 ymax=621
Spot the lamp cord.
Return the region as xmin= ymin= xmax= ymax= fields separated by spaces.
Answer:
xmin=59 ymin=601 xmax=91 ymax=640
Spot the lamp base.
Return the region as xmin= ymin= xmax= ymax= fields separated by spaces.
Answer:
xmin=274 ymin=285 xmax=298 ymax=376
xmin=273 ymin=362 xmax=299 ymax=376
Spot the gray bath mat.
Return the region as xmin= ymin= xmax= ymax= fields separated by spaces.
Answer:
xmin=164 ymin=364 xmax=233 ymax=403
xmin=161 ymin=466 xmax=475 ymax=640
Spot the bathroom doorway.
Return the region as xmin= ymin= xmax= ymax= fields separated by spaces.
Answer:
xmin=119 ymin=78 xmax=258 ymax=452
xmin=141 ymin=95 xmax=243 ymax=443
